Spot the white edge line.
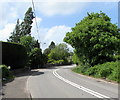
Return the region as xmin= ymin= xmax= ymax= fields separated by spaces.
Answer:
xmin=26 ymin=69 xmax=39 ymax=99
xmin=53 ymin=69 xmax=110 ymax=99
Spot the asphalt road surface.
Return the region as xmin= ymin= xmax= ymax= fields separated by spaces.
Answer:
xmin=27 ymin=65 xmax=118 ymax=99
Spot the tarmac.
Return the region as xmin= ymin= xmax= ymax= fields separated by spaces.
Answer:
xmin=2 ymin=70 xmax=33 ymax=100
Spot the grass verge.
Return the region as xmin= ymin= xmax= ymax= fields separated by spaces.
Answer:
xmin=72 ymin=61 xmax=120 ymax=83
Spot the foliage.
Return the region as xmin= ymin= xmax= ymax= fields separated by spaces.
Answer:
xmin=48 ymin=43 xmax=70 ymax=64
xmin=20 ymin=36 xmax=41 ymax=68
xmin=43 ymin=41 xmax=56 ymax=56
xmin=20 ymin=36 xmax=39 ymax=53
xmin=42 ymin=54 xmax=48 ymax=65
xmin=50 ymin=60 xmax=64 ymax=65
xmin=29 ymin=48 xmax=43 ymax=68
xmin=43 ymin=41 xmax=56 ymax=64
xmin=43 ymin=48 xmax=51 ymax=56
xmin=19 ymin=7 xmax=34 ymax=36
xmin=7 ymin=19 xmax=21 ymax=43
xmin=7 ymin=7 xmax=34 ymax=43
xmin=64 ymin=11 xmax=120 ymax=67
xmin=49 ymin=41 xmax=55 ymax=50
xmin=0 ymin=65 xmax=14 ymax=81
xmin=48 ymin=59 xmax=64 ymax=65
xmin=2 ymin=41 xmax=28 ymax=69
xmin=73 ymin=61 xmax=120 ymax=83
xmin=72 ymin=50 xmax=80 ymax=65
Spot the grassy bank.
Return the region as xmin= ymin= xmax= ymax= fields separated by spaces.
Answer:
xmin=72 ymin=61 xmax=120 ymax=83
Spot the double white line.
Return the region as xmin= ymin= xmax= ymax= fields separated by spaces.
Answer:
xmin=53 ymin=69 xmax=111 ymax=99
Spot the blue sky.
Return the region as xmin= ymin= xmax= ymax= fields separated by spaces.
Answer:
xmin=0 ymin=0 xmax=119 ymax=51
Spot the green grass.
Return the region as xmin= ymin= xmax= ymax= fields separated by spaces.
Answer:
xmin=72 ymin=61 xmax=120 ymax=83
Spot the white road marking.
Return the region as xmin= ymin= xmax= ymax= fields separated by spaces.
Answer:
xmin=53 ymin=69 xmax=111 ymax=99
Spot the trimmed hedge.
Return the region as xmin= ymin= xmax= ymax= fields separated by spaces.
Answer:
xmin=2 ymin=42 xmax=28 ymax=69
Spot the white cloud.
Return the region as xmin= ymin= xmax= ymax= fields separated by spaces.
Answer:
xmin=36 ymin=2 xmax=86 ymax=16
xmin=0 ymin=2 xmax=31 ymax=29
xmin=30 ymin=17 xmax=72 ymax=50
xmin=39 ymin=25 xmax=71 ymax=50
xmin=0 ymin=23 xmax=15 ymax=41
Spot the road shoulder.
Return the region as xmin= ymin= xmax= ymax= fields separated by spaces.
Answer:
xmin=2 ymin=70 xmax=32 ymax=99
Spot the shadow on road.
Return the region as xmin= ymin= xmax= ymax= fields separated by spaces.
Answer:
xmin=2 ymin=69 xmax=44 ymax=85
xmin=31 ymin=71 xmax=44 ymax=76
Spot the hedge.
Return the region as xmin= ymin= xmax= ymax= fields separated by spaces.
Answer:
xmin=2 ymin=42 xmax=28 ymax=69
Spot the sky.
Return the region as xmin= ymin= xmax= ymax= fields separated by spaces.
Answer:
xmin=0 ymin=0 xmax=119 ymax=51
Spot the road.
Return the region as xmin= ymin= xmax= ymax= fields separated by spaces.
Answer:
xmin=27 ymin=65 xmax=118 ymax=99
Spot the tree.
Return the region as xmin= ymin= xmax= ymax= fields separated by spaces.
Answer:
xmin=43 ymin=41 xmax=55 ymax=56
xmin=43 ymin=48 xmax=51 ymax=55
xmin=64 ymin=11 xmax=120 ymax=67
xmin=7 ymin=7 xmax=34 ymax=43
xmin=49 ymin=41 xmax=55 ymax=50
xmin=29 ymin=48 xmax=43 ymax=68
xmin=19 ymin=7 xmax=34 ymax=36
xmin=20 ymin=36 xmax=39 ymax=53
xmin=7 ymin=19 xmax=20 ymax=43
xmin=48 ymin=43 xmax=70 ymax=63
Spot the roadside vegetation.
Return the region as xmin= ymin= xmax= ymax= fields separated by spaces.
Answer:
xmin=64 ymin=11 xmax=120 ymax=83
xmin=72 ymin=61 xmax=119 ymax=82
xmin=0 ymin=65 xmax=14 ymax=82
xmin=43 ymin=41 xmax=73 ymax=66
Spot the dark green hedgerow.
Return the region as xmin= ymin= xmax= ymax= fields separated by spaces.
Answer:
xmin=2 ymin=41 xmax=28 ymax=69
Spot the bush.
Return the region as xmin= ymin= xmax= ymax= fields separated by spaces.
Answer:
xmin=48 ymin=59 xmax=64 ymax=65
xmin=85 ymin=66 xmax=99 ymax=76
xmin=2 ymin=42 xmax=28 ymax=69
xmin=73 ymin=61 xmax=119 ymax=82
xmin=72 ymin=65 xmax=88 ymax=74
xmin=0 ymin=65 xmax=14 ymax=80
xmin=29 ymin=48 xmax=43 ymax=69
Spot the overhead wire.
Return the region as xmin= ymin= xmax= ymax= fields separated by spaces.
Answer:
xmin=31 ymin=0 xmax=41 ymax=42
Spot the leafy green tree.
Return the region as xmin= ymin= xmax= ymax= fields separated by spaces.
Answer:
xmin=19 ymin=7 xmax=34 ymax=36
xmin=7 ymin=19 xmax=20 ymax=43
xmin=64 ymin=11 xmax=120 ymax=67
xmin=43 ymin=41 xmax=56 ymax=62
xmin=48 ymin=43 xmax=70 ymax=63
xmin=43 ymin=48 xmax=51 ymax=55
xmin=8 ymin=7 xmax=34 ymax=43
xmin=20 ymin=36 xmax=39 ymax=53
xmin=72 ymin=51 xmax=79 ymax=65
xmin=29 ymin=48 xmax=43 ymax=68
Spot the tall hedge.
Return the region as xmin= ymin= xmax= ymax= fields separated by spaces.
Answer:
xmin=2 ymin=42 xmax=28 ymax=69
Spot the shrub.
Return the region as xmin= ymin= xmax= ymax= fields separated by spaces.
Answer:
xmin=73 ymin=61 xmax=119 ymax=82
xmin=85 ymin=66 xmax=99 ymax=76
xmin=72 ymin=65 xmax=88 ymax=74
xmin=29 ymin=48 xmax=43 ymax=69
xmin=47 ymin=59 xmax=56 ymax=64
xmin=0 ymin=65 xmax=13 ymax=80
